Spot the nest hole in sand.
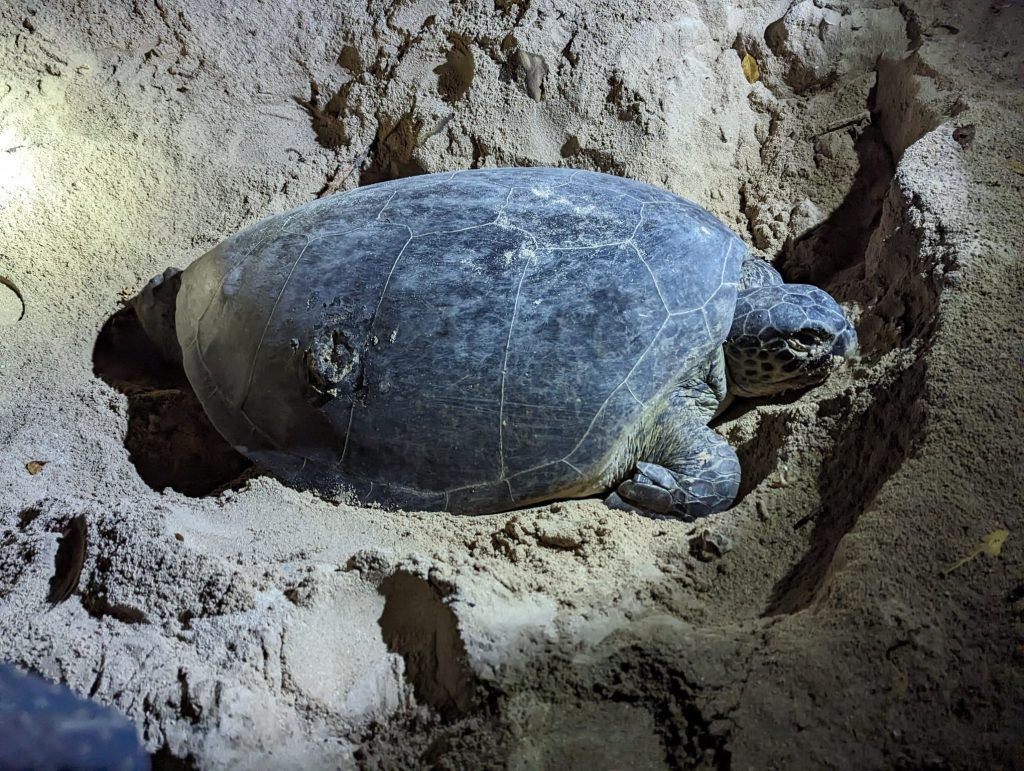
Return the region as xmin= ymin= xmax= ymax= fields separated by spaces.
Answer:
xmin=92 ymin=306 xmax=254 ymax=497
xmin=378 ymin=571 xmax=479 ymax=720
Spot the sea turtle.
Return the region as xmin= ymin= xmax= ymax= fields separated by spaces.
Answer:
xmin=133 ymin=167 xmax=855 ymax=518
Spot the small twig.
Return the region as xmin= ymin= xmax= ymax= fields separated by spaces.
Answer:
xmin=418 ymin=113 xmax=453 ymax=145
xmin=793 ymin=505 xmax=822 ymax=530
xmin=811 ymin=111 xmax=870 ymax=138
xmin=316 ymin=143 xmax=372 ymax=198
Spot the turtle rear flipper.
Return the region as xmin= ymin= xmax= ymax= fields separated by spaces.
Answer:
xmin=130 ymin=267 xmax=183 ymax=365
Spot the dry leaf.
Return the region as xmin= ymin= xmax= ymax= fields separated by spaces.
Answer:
xmin=1009 ymin=160 xmax=1024 ymax=176
xmin=25 ymin=460 xmax=47 ymax=475
xmin=942 ymin=528 xmax=1010 ymax=574
xmin=741 ymin=52 xmax=760 ymax=84
xmin=979 ymin=528 xmax=1009 ymax=556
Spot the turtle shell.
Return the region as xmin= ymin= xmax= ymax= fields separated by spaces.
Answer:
xmin=175 ymin=167 xmax=746 ymax=513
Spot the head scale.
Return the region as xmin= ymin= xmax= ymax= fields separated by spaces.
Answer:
xmin=724 ymin=284 xmax=857 ymax=397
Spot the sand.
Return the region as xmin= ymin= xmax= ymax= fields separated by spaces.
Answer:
xmin=1 ymin=0 xmax=1021 ymax=767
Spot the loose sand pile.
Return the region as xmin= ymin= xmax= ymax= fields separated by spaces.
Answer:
xmin=1 ymin=0 xmax=1021 ymax=767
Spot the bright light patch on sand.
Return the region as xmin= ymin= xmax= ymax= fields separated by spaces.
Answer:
xmin=0 ymin=128 xmax=33 ymax=199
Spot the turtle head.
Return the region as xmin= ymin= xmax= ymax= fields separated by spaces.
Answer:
xmin=129 ymin=267 xmax=184 ymax=366
xmin=724 ymin=284 xmax=856 ymax=398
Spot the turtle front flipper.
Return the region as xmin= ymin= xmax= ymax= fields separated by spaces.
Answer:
xmin=607 ymin=355 xmax=739 ymax=520
xmin=610 ymin=426 xmax=740 ymax=519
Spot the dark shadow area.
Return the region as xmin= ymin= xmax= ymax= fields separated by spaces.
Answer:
xmin=764 ymin=359 xmax=927 ymax=615
xmin=779 ymin=121 xmax=894 ymax=294
xmin=712 ymin=386 xmax=811 ymax=426
xmin=589 ymin=641 xmax=731 ymax=769
xmin=378 ymin=571 xmax=479 ymax=721
xmin=434 ymin=33 xmax=476 ymax=104
xmin=358 ymin=111 xmax=429 ymax=186
xmin=93 ymin=307 xmax=253 ymax=497
xmin=151 ymin=743 xmax=199 ymax=771
xmin=47 ymin=514 xmax=87 ymax=604
xmin=295 ymin=75 xmax=428 ymax=189
xmin=730 ymin=410 xmax=792 ymax=504
xmin=296 ymin=79 xmax=357 ymax=151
